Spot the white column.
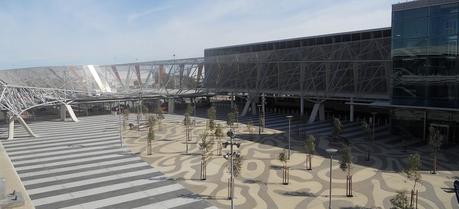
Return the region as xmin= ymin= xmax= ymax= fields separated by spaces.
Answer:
xmin=17 ymin=116 xmax=37 ymax=137
xmin=240 ymin=96 xmax=252 ymax=117
xmin=168 ymin=98 xmax=175 ymax=113
xmin=60 ymin=104 xmax=67 ymax=121
xmin=350 ymin=97 xmax=354 ymax=122
xmin=7 ymin=115 xmax=15 ymax=140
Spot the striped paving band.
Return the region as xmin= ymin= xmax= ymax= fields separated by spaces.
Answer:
xmin=1 ymin=115 xmax=213 ymax=209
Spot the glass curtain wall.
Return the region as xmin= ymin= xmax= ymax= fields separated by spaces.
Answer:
xmin=392 ymin=3 xmax=459 ymax=108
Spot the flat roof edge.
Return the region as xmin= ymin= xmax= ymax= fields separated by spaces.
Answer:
xmin=205 ymin=27 xmax=391 ymax=51
xmin=393 ymin=0 xmax=459 ymax=11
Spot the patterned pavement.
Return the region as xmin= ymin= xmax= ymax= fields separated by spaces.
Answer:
xmin=122 ymin=106 xmax=459 ymax=209
xmin=0 ymin=115 xmax=216 ymax=209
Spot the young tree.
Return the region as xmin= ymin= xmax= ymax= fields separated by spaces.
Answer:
xmin=227 ymin=112 xmax=236 ymax=128
xmin=122 ymin=109 xmax=129 ymax=130
xmin=147 ymin=125 xmax=155 ymax=155
xmin=361 ymin=121 xmax=374 ymax=161
xmin=332 ymin=118 xmax=343 ymax=140
xmin=227 ymin=153 xmax=243 ymax=200
xmin=390 ymin=191 xmax=413 ymax=209
xmin=339 ymin=145 xmax=353 ymax=197
xmin=231 ymin=106 xmax=239 ymax=128
xmin=207 ymin=106 xmax=217 ymax=131
xmin=247 ymin=120 xmax=254 ymax=134
xmin=183 ymin=113 xmax=192 ymax=154
xmin=199 ymin=132 xmax=214 ymax=180
xmin=156 ymin=106 xmax=165 ymax=130
xmin=185 ymin=103 xmax=193 ymax=115
xmin=428 ymin=126 xmax=443 ymax=174
xmin=404 ymin=153 xmax=421 ymax=208
xmin=304 ymin=135 xmax=316 ymax=170
xmin=278 ymin=150 xmax=289 ymax=185
xmin=215 ymin=124 xmax=224 ymax=155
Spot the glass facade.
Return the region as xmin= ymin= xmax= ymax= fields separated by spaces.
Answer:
xmin=392 ymin=2 xmax=459 ymax=108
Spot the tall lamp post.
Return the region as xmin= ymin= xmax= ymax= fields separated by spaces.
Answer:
xmin=223 ymin=129 xmax=240 ymax=209
xmin=371 ymin=112 xmax=377 ymax=140
xmin=257 ymin=104 xmax=262 ymax=136
xmin=286 ymin=115 xmax=293 ymax=159
xmin=326 ymin=148 xmax=338 ymax=209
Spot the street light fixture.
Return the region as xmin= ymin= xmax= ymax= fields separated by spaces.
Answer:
xmin=257 ymin=104 xmax=262 ymax=136
xmin=286 ymin=115 xmax=293 ymax=159
xmin=224 ymin=129 xmax=240 ymax=209
xmin=326 ymin=148 xmax=338 ymax=209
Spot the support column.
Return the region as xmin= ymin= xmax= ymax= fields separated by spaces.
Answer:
xmin=17 ymin=116 xmax=37 ymax=137
xmin=7 ymin=116 xmax=15 ymax=140
xmin=168 ymin=98 xmax=175 ymax=113
xmin=300 ymin=96 xmax=304 ymax=117
xmin=350 ymin=97 xmax=354 ymax=122
xmin=60 ymin=104 xmax=67 ymax=121
xmin=230 ymin=92 xmax=234 ymax=109
xmin=261 ymin=93 xmax=266 ymax=127
xmin=251 ymin=100 xmax=257 ymax=116
xmin=240 ymin=96 xmax=252 ymax=117
xmin=319 ymin=103 xmax=325 ymax=121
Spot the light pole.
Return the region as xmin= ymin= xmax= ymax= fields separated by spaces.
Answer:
xmin=257 ymin=104 xmax=262 ymax=136
xmin=326 ymin=148 xmax=338 ymax=209
xmin=371 ymin=112 xmax=377 ymax=140
xmin=223 ymin=129 xmax=240 ymax=209
xmin=286 ymin=115 xmax=293 ymax=159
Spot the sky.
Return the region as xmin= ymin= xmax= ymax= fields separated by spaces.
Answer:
xmin=0 ymin=0 xmax=401 ymax=69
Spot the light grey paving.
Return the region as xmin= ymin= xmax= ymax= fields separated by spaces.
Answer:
xmin=0 ymin=115 xmax=214 ymax=209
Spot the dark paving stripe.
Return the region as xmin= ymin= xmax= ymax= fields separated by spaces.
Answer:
xmin=35 ymin=178 xmax=175 ymax=209
xmin=11 ymin=146 xmax=120 ymax=162
xmin=25 ymin=165 xmax=152 ymax=190
xmin=17 ymin=155 xmax=129 ymax=174
xmin=13 ymin=150 xmax=122 ymax=167
xmin=8 ymin=141 xmax=120 ymax=157
xmin=170 ymin=199 xmax=213 ymax=209
xmin=29 ymin=172 xmax=163 ymax=200
xmin=97 ymin=189 xmax=194 ymax=209
xmin=20 ymin=159 xmax=144 ymax=181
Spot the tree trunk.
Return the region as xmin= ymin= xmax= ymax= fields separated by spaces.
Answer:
xmin=147 ymin=140 xmax=152 ymax=155
xmin=432 ymin=151 xmax=437 ymax=174
xmin=200 ymin=161 xmax=206 ymax=180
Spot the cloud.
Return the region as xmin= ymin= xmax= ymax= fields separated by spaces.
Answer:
xmin=127 ymin=5 xmax=172 ymax=23
xmin=0 ymin=0 xmax=400 ymax=69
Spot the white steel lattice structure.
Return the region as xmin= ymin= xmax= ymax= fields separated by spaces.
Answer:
xmin=0 ymin=57 xmax=205 ymax=139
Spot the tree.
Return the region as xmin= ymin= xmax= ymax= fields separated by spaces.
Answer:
xmin=185 ymin=103 xmax=193 ymax=115
xmin=339 ymin=145 xmax=353 ymax=197
xmin=232 ymin=106 xmax=239 ymax=128
xmin=332 ymin=118 xmax=343 ymax=140
xmin=147 ymin=125 xmax=155 ymax=155
xmin=199 ymin=132 xmax=214 ymax=180
xmin=304 ymin=135 xmax=316 ymax=170
xmin=207 ymin=106 xmax=216 ymax=130
xmin=390 ymin=191 xmax=413 ymax=209
xmin=278 ymin=150 xmax=289 ymax=185
xmin=247 ymin=120 xmax=254 ymax=134
xmin=428 ymin=126 xmax=443 ymax=174
xmin=215 ymin=124 xmax=224 ymax=155
xmin=183 ymin=113 xmax=192 ymax=154
xmin=122 ymin=109 xmax=129 ymax=130
xmin=227 ymin=112 xmax=236 ymax=128
xmin=404 ymin=153 xmax=421 ymax=208
xmin=361 ymin=121 xmax=374 ymax=161
xmin=156 ymin=106 xmax=164 ymax=130
xmin=227 ymin=153 xmax=243 ymax=199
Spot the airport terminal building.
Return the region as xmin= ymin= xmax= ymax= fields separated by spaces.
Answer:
xmin=204 ymin=0 xmax=459 ymax=143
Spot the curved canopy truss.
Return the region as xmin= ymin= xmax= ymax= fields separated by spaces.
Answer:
xmin=0 ymin=57 xmax=205 ymax=117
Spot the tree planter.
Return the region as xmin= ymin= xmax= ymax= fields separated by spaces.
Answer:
xmin=410 ymin=189 xmax=418 ymax=209
xmin=346 ymin=175 xmax=353 ymax=197
xmin=282 ymin=166 xmax=289 ymax=185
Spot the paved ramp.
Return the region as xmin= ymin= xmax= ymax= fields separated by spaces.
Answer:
xmin=1 ymin=115 xmax=216 ymax=209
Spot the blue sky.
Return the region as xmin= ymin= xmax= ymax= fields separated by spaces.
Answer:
xmin=0 ymin=0 xmax=400 ymax=69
